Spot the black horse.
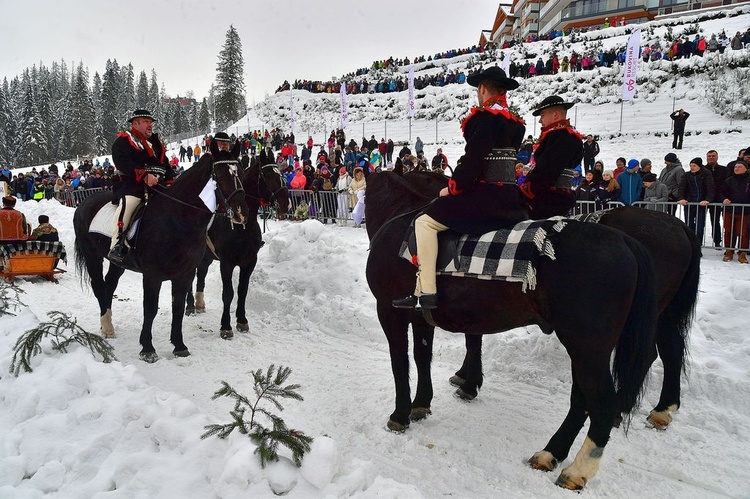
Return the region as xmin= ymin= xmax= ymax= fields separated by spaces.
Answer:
xmin=73 ymin=141 xmax=249 ymax=363
xmin=186 ymin=159 xmax=289 ymax=339
xmin=365 ymin=171 xmax=660 ymax=490
xmin=451 ymin=207 xmax=699 ymax=430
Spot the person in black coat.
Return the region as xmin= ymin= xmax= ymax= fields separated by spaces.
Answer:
xmin=520 ymin=96 xmax=584 ymax=219
xmin=393 ymin=67 xmax=526 ymax=310
xmin=670 ymin=108 xmax=690 ymax=149
xmin=108 ymin=109 xmax=173 ymax=263
xmin=678 ymin=157 xmax=715 ymax=244
xmin=719 ymin=160 xmax=750 ymax=262
xmin=582 ymin=134 xmax=600 ymax=173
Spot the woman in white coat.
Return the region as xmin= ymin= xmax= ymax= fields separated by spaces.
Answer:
xmin=336 ymin=167 xmax=352 ymax=224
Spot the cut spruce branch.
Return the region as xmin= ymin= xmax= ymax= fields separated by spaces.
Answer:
xmin=201 ymin=365 xmax=313 ymax=468
xmin=9 ymin=310 xmax=117 ymax=376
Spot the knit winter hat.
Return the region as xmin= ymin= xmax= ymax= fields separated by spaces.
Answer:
xmin=339 ymin=167 xmax=347 ymax=175
xmin=642 ymin=173 xmax=657 ymax=182
xmin=664 ymin=153 xmax=678 ymax=163
xmin=602 ymin=170 xmax=614 ymax=177
xmin=690 ymin=157 xmax=703 ymax=167
xmin=627 ymin=159 xmax=640 ymax=169
xmin=640 ymin=158 xmax=652 ymax=167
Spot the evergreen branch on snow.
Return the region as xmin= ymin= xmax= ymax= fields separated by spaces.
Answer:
xmin=0 ymin=281 xmax=25 ymax=317
xmin=201 ymin=365 xmax=313 ymax=468
xmin=9 ymin=310 xmax=117 ymax=376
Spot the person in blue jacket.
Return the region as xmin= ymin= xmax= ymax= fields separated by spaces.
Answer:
xmin=618 ymin=159 xmax=643 ymax=205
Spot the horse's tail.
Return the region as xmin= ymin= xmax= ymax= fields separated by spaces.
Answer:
xmin=613 ymin=235 xmax=658 ymax=423
xmin=73 ymin=220 xmax=91 ymax=289
xmin=659 ymin=223 xmax=700 ymax=374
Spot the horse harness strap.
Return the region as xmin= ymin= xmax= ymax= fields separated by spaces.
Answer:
xmin=482 ymin=147 xmax=518 ymax=184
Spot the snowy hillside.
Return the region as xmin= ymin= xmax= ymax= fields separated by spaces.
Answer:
xmin=251 ymin=6 xmax=750 ymax=143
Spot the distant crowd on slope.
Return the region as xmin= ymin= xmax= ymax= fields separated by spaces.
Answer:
xmin=276 ymin=26 xmax=750 ymax=96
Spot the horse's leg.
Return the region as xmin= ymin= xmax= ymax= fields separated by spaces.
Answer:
xmin=139 ymin=275 xmax=163 ymax=363
xmin=410 ymin=314 xmax=434 ymax=422
xmin=219 ymin=261 xmax=235 ymax=339
xmin=647 ymin=315 xmax=685 ymax=429
xmin=452 ymin=334 xmax=484 ymax=400
xmin=552 ymin=358 xmax=618 ymax=490
xmin=194 ymin=251 xmax=212 ymax=313
xmin=529 ymin=376 xmax=588 ymax=473
xmin=170 ymin=274 xmax=192 ymax=357
xmin=378 ymin=301 xmax=413 ymax=432
xmin=235 ymin=258 xmax=257 ymax=333
xmin=100 ymin=264 xmax=126 ymax=338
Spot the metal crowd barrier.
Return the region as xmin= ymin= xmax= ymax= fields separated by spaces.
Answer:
xmin=288 ymin=189 xmax=358 ymax=225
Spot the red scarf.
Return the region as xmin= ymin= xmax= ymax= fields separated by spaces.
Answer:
xmin=118 ymin=128 xmax=156 ymax=158
xmin=534 ymin=119 xmax=583 ymax=151
xmin=461 ymin=95 xmax=525 ymax=132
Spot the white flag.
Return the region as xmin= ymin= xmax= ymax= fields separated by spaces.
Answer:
xmin=340 ymin=83 xmax=349 ymax=128
xmin=199 ymin=178 xmax=217 ymax=212
xmin=502 ymin=54 xmax=511 ymax=75
xmin=407 ymin=68 xmax=415 ymax=118
xmin=622 ymin=29 xmax=641 ymax=101
xmin=290 ymin=90 xmax=296 ymax=133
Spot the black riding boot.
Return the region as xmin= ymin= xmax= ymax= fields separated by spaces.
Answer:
xmin=392 ymin=294 xmax=437 ymax=309
xmin=108 ymin=240 xmax=128 ymax=264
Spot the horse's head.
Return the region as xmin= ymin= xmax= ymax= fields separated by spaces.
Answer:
xmin=259 ymin=163 xmax=290 ymax=220
xmin=210 ymin=139 xmax=249 ymax=225
xmin=243 ymin=156 xmax=290 ymax=220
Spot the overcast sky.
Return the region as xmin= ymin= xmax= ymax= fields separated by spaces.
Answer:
xmin=0 ymin=0 xmax=498 ymax=104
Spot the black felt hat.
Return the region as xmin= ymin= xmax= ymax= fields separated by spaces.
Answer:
xmin=532 ymin=96 xmax=575 ymax=116
xmin=214 ymin=131 xmax=231 ymax=143
xmin=466 ymin=66 xmax=519 ymax=90
xmin=127 ymin=109 xmax=156 ymax=123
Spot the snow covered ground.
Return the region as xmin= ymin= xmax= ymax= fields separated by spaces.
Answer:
xmin=2 ymin=8 xmax=750 ymax=499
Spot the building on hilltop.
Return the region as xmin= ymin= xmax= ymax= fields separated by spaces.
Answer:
xmin=483 ymin=0 xmax=750 ymax=44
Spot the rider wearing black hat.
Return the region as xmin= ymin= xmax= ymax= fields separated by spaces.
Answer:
xmin=519 ymin=96 xmax=583 ymax=219
xmin=393 ymin=66 xmax=527 ymax=310
xmin=108 ymin=109 xmax=174 ymax=264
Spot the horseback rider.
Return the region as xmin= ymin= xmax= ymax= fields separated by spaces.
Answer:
xmin=519 ymin=96 xmax=583 ymax=219
xmin=393 ymin=66 xmax=527 ymax=310
xmin=109 ymin=109 xmax=173 ymax=263
xmin=213 ymin=131 xmax=233 ymax=152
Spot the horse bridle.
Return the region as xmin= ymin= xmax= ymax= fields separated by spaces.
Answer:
xmin=258 ymin=164 xmax=287 ymax=206
xmin=212 ymin=159 xmax=245 ymax=221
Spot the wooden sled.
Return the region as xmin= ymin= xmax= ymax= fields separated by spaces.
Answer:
xmin=1 ymin=253 xmax=65 ymax=283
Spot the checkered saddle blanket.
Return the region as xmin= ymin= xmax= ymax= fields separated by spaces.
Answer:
xmin=0 ymin=240 xmax=67 ymax=267
xmin=399 ymin=217 xmax=568 ymax=292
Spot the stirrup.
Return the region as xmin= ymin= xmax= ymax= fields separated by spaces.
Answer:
xmin=108 ymin=243 xmax=128 ymax=264
xmin=392 ymin=295 xmax=418 ymax=309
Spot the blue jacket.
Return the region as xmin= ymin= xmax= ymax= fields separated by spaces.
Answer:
xmin=618 ymin=169 xmax=643 ymax=205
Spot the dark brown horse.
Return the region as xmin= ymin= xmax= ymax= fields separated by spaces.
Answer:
xmin=452 ymin=207 xmax=699 ymax=430
xmin=390 ymin=168 xmax=699 ymax=431
xmin=365 ymin=171 xmax=660 ymax=490
xmin=73 ymin=141 xmax=249 ymax=363
xmin=186 ymin=159 xmax=289 ymax=338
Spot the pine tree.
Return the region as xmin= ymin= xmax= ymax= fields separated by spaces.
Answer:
xmin=198 ymin=98 xmax=211 ymax=133
xmin=65 ymin=63 xmax=96 ymax=158
xmin=136 ymin=70 xmax=149 ymax=109
xmin=214 ymin=25 xmax=246 ymax=127
xmin=119 ymin=63 xmax=136 ymax=123
xmin=0 ymin=81 xmax=9 ymax=164
xmin=100 ymin=59 xmax=120 ymax=142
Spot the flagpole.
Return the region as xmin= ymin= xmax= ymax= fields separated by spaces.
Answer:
xmin=619 ymin=101 xmax=624 ymax=132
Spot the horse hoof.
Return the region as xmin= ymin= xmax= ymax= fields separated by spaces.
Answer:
xmin=448 ymin=374 xmax=465 ymax=387
xmin=195 ymin=307 xmax=206 ymax=314
xmin=173 ymin=349 xmax=191 ymax=358
xmin=555 ymin=472 xmax=586 ymax=490
xmin=528 ymin=451 xmax=557 ymax=472
xmin=185 ymin=307 xmax=195 ymax=316
xmin=409 ymin=407 xmax=432 ymax=422
xmin=386 ymin=419 xmax=409 ymax=433
xmin=220 ymin=329 xmax=234 ymax=340
xmin=139 ymin=351 xmax=159 ymax=363
xmin=647 ymin=409 xmax=673 ymax=430
xmin=101 ymin=330 xmax=116 ymax=339
xmin=454 ymin=388 xmax=476 ymax=401
xmin=236 ymin=322 xmax=249 ymax=332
